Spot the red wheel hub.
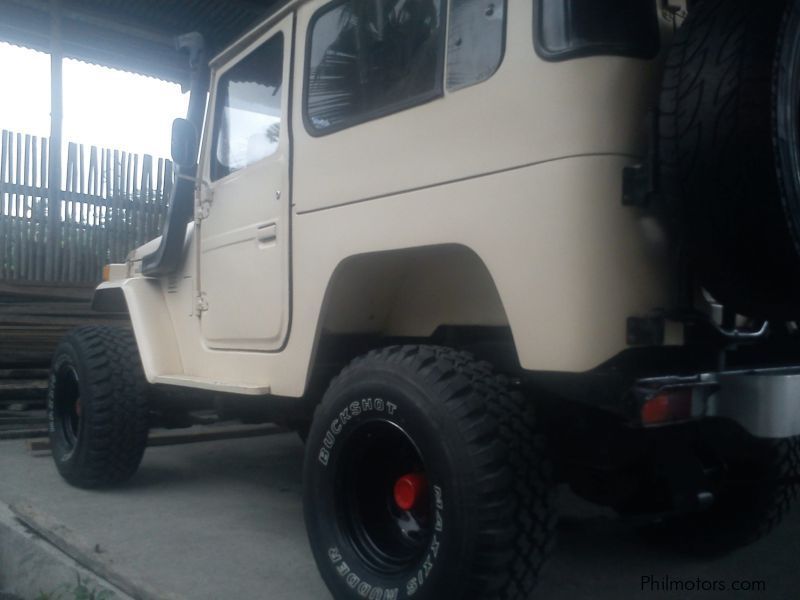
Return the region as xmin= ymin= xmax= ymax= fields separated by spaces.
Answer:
xmin=393 ymin=473 xmax=428 ymax=511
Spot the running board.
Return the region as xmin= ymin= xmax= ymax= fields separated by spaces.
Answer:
xmin=152 ymin=374 xmax=271 ymax=396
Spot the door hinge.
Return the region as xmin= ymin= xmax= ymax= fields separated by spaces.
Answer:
xmin=622 ymin=110 xmax=660 ymax=209
xmin=196 ymin=189 xmax=213 ymax=222
xmin=195 ymin=292 xmax=209 ymax=314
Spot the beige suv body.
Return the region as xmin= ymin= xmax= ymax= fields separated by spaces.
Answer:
xmin=52 ymin=1 xmax=800 ymax=597
xmin=98 ymin=0 xmax=675 ymax=399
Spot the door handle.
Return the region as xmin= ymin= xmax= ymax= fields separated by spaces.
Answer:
xmin=256 ymin=223 xmax=277 ymax=245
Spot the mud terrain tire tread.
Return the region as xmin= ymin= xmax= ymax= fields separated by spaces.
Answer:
xmin=304 ymin=345 xmax=557 ymax=600
xmin=648 ymin=435 xmax=800 ymax=555
xmin=48 ymin=326 xmax=150 ymax=488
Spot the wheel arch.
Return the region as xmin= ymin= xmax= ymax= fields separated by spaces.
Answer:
xmin=92 ymin=279 xmax=182 ymax=381
xmin=318 ymin=243 xmax=510 ymax=338
xmin=297 ymin=244 xmax=516 ymax=402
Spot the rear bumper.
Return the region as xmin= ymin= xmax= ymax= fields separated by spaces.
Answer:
xmin=634 ymin=367 xmax=800 ymax=439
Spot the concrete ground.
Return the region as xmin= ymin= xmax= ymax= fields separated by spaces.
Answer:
xmin=1 ymin=432 xmax=799 ymax=600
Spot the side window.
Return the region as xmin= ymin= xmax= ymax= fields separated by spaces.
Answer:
xmin=212 ymin=33 xmax=284 ymax=181
xmin=446 ymin=0 xmax=505 ymax=91
xmin=305 ymin=0 xmax=445 ymax=134
xmin=534 ymin=0 xmax=659 ymax=61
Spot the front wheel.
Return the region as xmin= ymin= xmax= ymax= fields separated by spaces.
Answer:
xmin=303 ymin=345 xmax=556 ymax=600
xmin=48 ymin=326 xmax=150 ymax=488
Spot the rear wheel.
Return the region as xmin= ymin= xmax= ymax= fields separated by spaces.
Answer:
xmin=48 ymin=326 xmax=150 ymax=488
xmin=646 ymin=432 xmax=800 ymax=555
xmin=303 ymin=345 xmax=556 ymax=600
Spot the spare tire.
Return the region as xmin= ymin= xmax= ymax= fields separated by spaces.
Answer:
xmin=658 ymin=0 xmax=800 ymax=319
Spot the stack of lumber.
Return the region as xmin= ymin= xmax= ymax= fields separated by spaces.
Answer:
xmin=0 ymin=368 xmax=48 ymax=404
xmin=0 ymin=281 xmax=128 ymax=439
xmin=0 ymin=281 xmax=128 ymax=367
xmin=0 ymin=368 xmax=49 ymax=438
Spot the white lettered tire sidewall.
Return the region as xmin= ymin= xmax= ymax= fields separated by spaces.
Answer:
xmin=304 ymin=367 xmax=476 ymax=600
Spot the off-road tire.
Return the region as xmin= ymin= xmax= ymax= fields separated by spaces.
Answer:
xmin=647 ymin=434 xmax=800 ymax=555
xmin=303 ymin=345 xmax=556 ymax=600
xmin=658 ymin=0 xmax=800 ymax=318
xmin=48 ymin=326 xmax=150 ymax=488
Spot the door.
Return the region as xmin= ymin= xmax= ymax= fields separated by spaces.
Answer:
xmin=198 ymin=16 xmax=293 ymax=351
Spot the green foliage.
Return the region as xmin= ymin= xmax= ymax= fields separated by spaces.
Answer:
xmin=35 ymin=574 xmax=114 ymax=600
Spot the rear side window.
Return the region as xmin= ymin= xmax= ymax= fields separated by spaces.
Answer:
xmin=305 ymin=0 xmax=445 ymax=135
xmin=534 ymin=0 xmax=659 ymax=61
xmin=447 ymin=0 xmax=506 ymax=91
xmin=212 ymin=33 xmax=284 ymax=181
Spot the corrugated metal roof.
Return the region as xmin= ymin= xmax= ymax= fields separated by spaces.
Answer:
xmin=0 ymin=0 xmax=282 ymax=83
xmin=65 ymin=0 xmax=273 ymax=51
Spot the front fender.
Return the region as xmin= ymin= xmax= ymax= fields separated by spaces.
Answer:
xmin=93 ymin=279 xmax=182 ymax=382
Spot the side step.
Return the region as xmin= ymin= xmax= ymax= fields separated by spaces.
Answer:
xmin=152 ymin=374 xmax=271 ymax=395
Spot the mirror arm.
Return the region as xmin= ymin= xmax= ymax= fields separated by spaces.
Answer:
xmin=142 ymin=33 xmax=210 ymax=277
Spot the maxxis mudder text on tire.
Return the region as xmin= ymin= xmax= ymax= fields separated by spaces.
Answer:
xmin=303 ymin=345 xmax=556 ymax=600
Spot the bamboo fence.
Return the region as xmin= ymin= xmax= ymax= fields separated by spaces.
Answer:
xmin=0 ymin=129 xmax=173 ymax=284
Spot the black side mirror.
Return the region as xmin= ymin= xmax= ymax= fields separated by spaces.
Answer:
xmin=171 ymin=118 xmax=198 ymax=169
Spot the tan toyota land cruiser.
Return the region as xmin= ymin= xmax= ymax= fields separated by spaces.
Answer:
xmin=47 ymin=0 xmax=800 ymax=598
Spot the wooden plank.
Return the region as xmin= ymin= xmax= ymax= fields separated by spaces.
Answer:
xmin=0 ymin=300 xmax=106 ymax=313
xmin=27 ymin=423 xmax=285 ymax=452
xmin=125 ymin=153 xmax=133 ymax=258
xmin=0 ymin=308 xmax=116 ymax=320
xmin=0 ymin=315 xmax=125 ymax=327
xmin=102 ymin=148 xmax=110 ymax=267
xmin=0 ymin=280 xmax=95 ymax=301
xmin=13 ymin=132 xmax=21 ymax=280
xmin=0 ymin=368 xmax=49 ymax=379
xmin=36 ymin=137 xmax=47 ymax=281
xmin=0 ymin=414 xmax=47 ymax=427
xmin=88 ymin=146 xmax=98 ymax=279
xmin=0 ymin=380 xmax=48 ymax=400
xmin=63 ymin=142 xmax=73 ymax=283
xmin=131 ymin=153 xmax=139 ymax=248
xmin=29 ymin=135 xmax=39 ymax=281
xmin=0 ymin=427 xmax=48 ymax=440
xmin=142 ymin=155 xmax=152 ymax=247
xmin=112 ymin=149 xmax=120 ymax=263
xmin=0 ymin=352 xmax=57 ymax=367
xmin=1 ymin=131 xmax=8 ymax=280
xmin=9 ymin=502 xmax=180 ymax=600
xmin=155 ymin=157 xmax=164 ymax=233
xmin=20 ymin=134 xmax=30 ymax=281
xmin=79 ymin=143 xmax=86 ymax=281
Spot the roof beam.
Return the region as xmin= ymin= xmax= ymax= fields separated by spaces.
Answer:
xmin=0 ymin=0 xmax=189 ymax=83
xmin=2 ymin=0 xmax=174 ymax=46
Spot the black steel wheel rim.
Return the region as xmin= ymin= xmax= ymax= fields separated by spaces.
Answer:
xmin=53 ymin=364 xmax=81 ymax=449
xmin=335 ymin=418 xmax=433 ymax=574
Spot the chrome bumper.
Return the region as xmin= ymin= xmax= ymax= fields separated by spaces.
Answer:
xmin=637 ymin=367 xmax=800 ymax=439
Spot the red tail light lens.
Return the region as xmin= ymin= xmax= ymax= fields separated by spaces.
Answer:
xmin=641 ymin=388 xmax=693 ymax=425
